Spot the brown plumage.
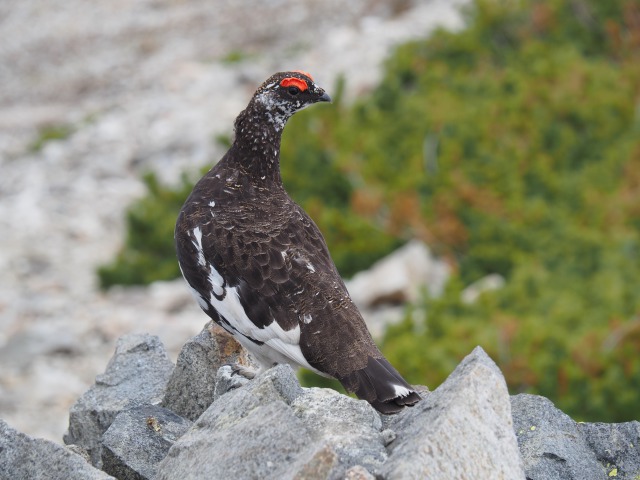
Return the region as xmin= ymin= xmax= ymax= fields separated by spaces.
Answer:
xmin=175 ymin=71 xmax=420 ymax=413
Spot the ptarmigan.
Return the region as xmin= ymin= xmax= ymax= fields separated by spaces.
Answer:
xmin=175 ymin=71 xmax=421 ymax=413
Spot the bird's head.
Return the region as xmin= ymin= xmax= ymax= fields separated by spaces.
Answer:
xmin=248 ymin=71 xmax=331 ymax=131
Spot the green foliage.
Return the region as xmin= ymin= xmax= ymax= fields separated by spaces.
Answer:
xmin=29 ymin=124 xmax=74 ymax=152
xmin=374 ymin=0 xmax=640 ymax=422
xmin=101 ymin=0 xmax=640 ymax=421
xmin=220 ymin=50 xmax=253 ymax=64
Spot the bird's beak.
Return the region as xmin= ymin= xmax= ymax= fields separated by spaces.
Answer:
xmin=318 ymin=91 xmax=332 ymax=103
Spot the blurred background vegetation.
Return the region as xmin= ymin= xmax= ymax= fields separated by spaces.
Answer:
xmin=99 ymin=0 xmax=640 ymax=422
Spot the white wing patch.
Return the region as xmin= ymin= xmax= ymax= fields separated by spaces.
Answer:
xmin=203 ymin=261 xmax=317 ymax=372
xmin=178 ymin=263 xmax=209 ymax=311
xmin=188 ymin=284 xmax=209 ymax=311
xmin=191 ymin=227 xmax=206 ymax=266
xmin=208 ymin=266 xmax=224 ymax=297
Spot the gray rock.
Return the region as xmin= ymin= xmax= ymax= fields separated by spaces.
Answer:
xmin=381 ymin=346 xmax=525 ymax=479
xmin=242 ymin=363 xmax=305 ymax=406
xmin=290 ymin=443 xmax=341 ymax=479
xmin=461 ymin=273 xmax=505 ymax=304
xmin=156 ymin=364 xmax=308 ymax=480
xmin=101 ymin=404 xmax=192 ymax=480
xmin=579 ymin=421 xmax=640 ymax=479
xmin=380 ymin=428 xmax=397 ymax=446
xmin=195 ymin=364 xmax=303 ymax=432
xmin=346 ymin=240 xmax=450 ymax=307
xmin=291 ymin=387 xmax=387 ymax=477
xmin=161 ymin=321 xmax=257 ymax=420
xmin=0 ymin=418 xmax=114 ymax=480
xmin=63 ymin=334 xmax=174 ymax=466
xmin=65 ymin=443 xmax=92 ymax=464
xmin=511 ymin=394 xmax=607 ymax=480
xmin=344 ymin=465 xmax=376 ymax=480
xmin=345 ymin=240 xmax=451 ymax=338
xmin=157 ymin=401 xmax=309 ymax=480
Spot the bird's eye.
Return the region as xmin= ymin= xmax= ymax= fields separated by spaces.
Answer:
xmin=287 ymin=86 xmax=300 ymax=96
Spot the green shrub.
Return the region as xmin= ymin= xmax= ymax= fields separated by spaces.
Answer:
xmin=375 ymin=0 xmax=640 ymax=422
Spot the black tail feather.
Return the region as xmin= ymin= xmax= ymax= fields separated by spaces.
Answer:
xmin=337 ymin=356 xmax=421 ymax=414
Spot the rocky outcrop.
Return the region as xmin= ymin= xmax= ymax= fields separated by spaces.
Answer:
xmin=101 ymin=405 xmax=192 ymax=480
xmin=63 ymin=334 xmax=174 ymax=467
xmin=512 ymin=394 xmax=640 ymax=479
xmin=1 ymin=326 xmax=639 ymax=479
xmin=580 ymin=422 xmax=640 ymax=479
xmin=380 ymin=346 xmax=524 ymax=479
xmin=161 ymin=322 xmax=256 ymax=421
xmin=0 ymin=419 xmax=114 ymax=480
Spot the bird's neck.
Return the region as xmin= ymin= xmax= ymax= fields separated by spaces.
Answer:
xmin=229 ymin=102 xmax=290 ymax=184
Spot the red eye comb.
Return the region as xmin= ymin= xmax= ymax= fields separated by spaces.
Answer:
xmin=280 ymin=77 xmax=309 ymax=91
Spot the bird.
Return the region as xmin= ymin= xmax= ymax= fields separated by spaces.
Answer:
xmin=175 ymin=71 xmax=421 ymax=414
